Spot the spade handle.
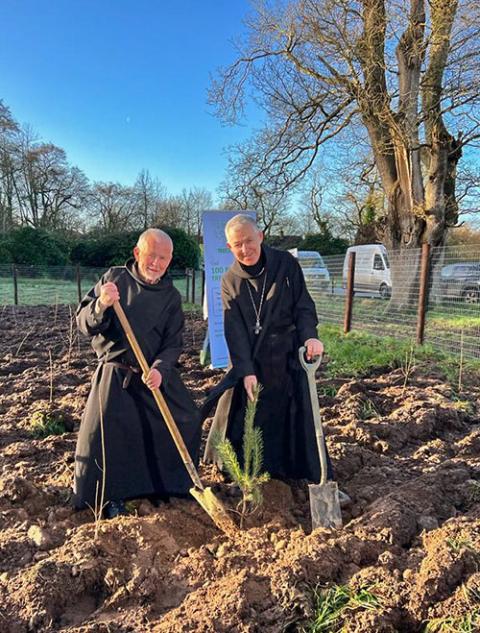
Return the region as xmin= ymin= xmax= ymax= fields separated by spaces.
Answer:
xmin=298 ymin=346 xmax=328 ymax=486
xmin=113 ymin=301 xmax=204 ymax=491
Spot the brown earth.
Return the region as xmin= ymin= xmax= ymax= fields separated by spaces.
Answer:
xmin=0 ymin=305 xmax=479 ymax=632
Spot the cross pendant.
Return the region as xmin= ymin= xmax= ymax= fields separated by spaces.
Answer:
xmin=254 ymin=322 xmax=262 ymax=335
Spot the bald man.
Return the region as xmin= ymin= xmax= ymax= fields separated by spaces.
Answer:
xmin=74 ymin=229 xmax=201 ymax=518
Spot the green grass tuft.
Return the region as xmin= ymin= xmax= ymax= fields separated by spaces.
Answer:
xmin=424 ymin=609 xmax=480 ymax=632
xmin=29 ymin=409 xmax=66 ymax=439
xmin=303 ymin=583 xmax=382 ymax=633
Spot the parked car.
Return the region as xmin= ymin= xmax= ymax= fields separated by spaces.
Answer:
xmin=438 ymin=262 xmax=480 ymax=304
xmin=342 ymin=244 xmax=392 ymax=298
xmin=289 ymin=249 xmax=331 ymax=291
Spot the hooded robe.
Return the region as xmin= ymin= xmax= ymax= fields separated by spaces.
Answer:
xmin=73 ymin=261 xmax=201 ymax=509
xmin=203 ymin=245 xmax=332 ymax=481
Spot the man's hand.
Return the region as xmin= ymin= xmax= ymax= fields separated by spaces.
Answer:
xmin=243 ymin=374 xmax=258 ymax=401
xmin=98 ymin=282 xmax=120 ymax=308
xmin=304 ymin=338 xmax=324 ymax=361
xmin=142 ymin=368 xmax=162 ymax=391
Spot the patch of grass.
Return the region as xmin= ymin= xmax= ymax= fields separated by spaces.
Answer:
xmin=29 ymin=410 xmax=66 ymax=439
xmin=468 ymin=480 xmax=480 ymax=504
xmin=124 ymin=501 xmax=136 ymax=515
xmin=318 ymin=384 xmax=339 ymax=398
xmin=427 ymin=312 xmax=480 ymax=332
xmin=303 ymin=583 xmax=382 ymax=633
xmin=445 ymin=537 xmax=476 ymax=554
xmin=424 ymin=609 xmax=480 ymax=632
xmin=318 ymin=324 xmax=480 ymax=386
xmin=359 ymin=398 xmax=380 ymax=420
xmin=318 ymin=324 xmax=428 ymax=379
xmin=450 ymin=398 xmax=474 ymax=414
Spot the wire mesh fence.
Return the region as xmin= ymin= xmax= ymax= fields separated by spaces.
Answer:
xmin=0 ymin=265 xmax=203 ymax=307
xmin=296 ymin=244 xmax=480 ymax=362
xmin=2 ymin=246 xmax=479 ymax=361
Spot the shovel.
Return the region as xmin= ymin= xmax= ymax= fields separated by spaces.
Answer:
xmin=113 ymin=301 xmax=237 ymax=536
xmin=298 ymin=346 xmax=342 ymax=530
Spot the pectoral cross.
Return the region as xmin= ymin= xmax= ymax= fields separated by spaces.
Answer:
xmin=254 ymin=321 xmax=262 ymax=335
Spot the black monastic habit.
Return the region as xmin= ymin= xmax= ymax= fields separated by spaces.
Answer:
xmin=203 ymin=245 xmax=333 ymax=481
xmin=74 ymin=260 xmax=201 ymax=509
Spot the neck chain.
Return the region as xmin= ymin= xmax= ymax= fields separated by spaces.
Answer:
xmin=246 ymin=272 xmax=267 ymax=335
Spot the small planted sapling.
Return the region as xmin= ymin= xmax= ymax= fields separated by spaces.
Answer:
xmin=28 ymin=349 xmax=67 ymax=438
xmin=214 ymin=384 xmax=270 ymax=528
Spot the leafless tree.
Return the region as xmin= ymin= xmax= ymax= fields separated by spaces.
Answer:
xmin=152 ymin=194 xmax=184 ymax=228
xmin=0 ymin=101 xmax=20 ymax=234
xmin=180 ymin=186 xmax=213 ymax=239
xmin=133 ymin=169 xmax=167 ymax=230
xmin=219 ymin=154 xmax=292 ymax=235
xmin=210 ymin=0 xmax=480 ymax=253
xmin=89 ymin=182 xmax=137 ymax=232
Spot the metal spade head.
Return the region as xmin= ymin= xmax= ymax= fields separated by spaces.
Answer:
xmin=308 ymin=480 xmax=343 ymax=530
xmin=190 ymin=486 xmax=238 ymax=536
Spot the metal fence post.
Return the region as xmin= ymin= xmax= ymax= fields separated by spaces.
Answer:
xmin=343 ymin=251 xmax=355 ymax=334
xmin=201 ymin=269 xmax=205 ymax=306
xmin=416 ymin=243 xmax=431 ymax=345
xmin=12 ymin=264 xmax=18 ymax=306
xmin=76 ymin=265 xmax=82 ymax=303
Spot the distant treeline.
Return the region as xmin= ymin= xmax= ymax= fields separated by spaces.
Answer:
xmin=0 ymin=227 xmax=200 ymax=270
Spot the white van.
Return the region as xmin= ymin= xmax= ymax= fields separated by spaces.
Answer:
xmin=342 ymin=244 xmax=391 ymax=298
xmin=289 ymin=249 xmax=331 ymax=291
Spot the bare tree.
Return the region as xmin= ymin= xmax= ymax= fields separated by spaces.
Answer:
xmin=210 ymin=0 xmax=480 ymax=253
xmin=133 ymin=169 xmax=167 ymax=230
xmin=180 ymin=186 xmax=213 ymax=239
xmin=152 ymin=194 xmax=184 ymax=228
xmin=219 ymin=154 xmax=292 ymax=235
xmin=0 ymin=101 xmax=20 ymax=234
xmin=12 ymin=129 xmax=89 ymax=230
xmin=89 ymin=182 xmax=137 ymax=232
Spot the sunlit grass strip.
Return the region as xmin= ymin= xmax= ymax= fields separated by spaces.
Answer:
xmin=318 ymin=324 xmax=480 ymax=383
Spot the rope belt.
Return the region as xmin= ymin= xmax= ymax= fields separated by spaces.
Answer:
xmin=103 ymin=360 xmax=141 ymax=389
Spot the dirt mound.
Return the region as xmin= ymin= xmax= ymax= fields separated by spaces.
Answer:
xmin=0 ymin=306 xmax=479 ymax=631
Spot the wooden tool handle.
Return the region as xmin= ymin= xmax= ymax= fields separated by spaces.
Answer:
xmin=112 ymin=301 xmax=203 ymax=490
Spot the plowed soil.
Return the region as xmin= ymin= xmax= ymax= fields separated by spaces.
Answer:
xmin=0 ymin=305 xmax=479 ymax=632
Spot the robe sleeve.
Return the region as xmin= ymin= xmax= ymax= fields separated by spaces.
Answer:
xmin=222 ymin=277 xmax=255 ymax=378
xmin=76 ymin=273 xmax=114 ymax=337
xmin=150 ymin=291 xmax=184 ymax=385
xmin=291 ymin=257 xmax=319 ymax=343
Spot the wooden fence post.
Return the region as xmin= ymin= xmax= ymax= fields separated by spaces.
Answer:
xmin=343 ymin=251 xmax=355 ymax=334
xmin=76 ymin=265 xmax=82 ymax=303
xmin=12 ymin=264 xmax=18 ymax=306
xmin=185 ymin=269 xmax=191 ymax=303
xmin=192 ymin=268 xmax=196 ymax=304
xmin=416 ymin=243 xmax=431 ymax=345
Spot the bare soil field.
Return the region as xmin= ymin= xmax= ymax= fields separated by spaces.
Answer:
xmin=0 ymin=305 xmax=479 ymax=632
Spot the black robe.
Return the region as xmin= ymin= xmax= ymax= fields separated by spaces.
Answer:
xmin=73 ymin=261 xmax=201 ymax=509
xmin=203 ymin=245 xmax=333 ymax=482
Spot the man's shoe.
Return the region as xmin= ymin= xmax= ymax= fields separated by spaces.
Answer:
xmin=103 ymin=500 xmax=128 ymax=519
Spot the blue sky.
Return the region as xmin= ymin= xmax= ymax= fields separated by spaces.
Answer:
xmin=0 ymin=0 xmax=260 ymax=200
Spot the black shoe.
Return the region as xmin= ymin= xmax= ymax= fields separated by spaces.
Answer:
xmin=103 ymin=500 xmax=128 ymax=519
